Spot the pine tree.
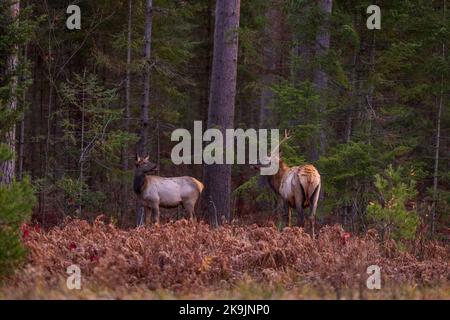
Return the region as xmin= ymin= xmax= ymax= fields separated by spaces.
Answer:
xmin=0 ymin=0 xmax=36 ymax=279
xmin=203 ymin=0 xmax=241 ymax=225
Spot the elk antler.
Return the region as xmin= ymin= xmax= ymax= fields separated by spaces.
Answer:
xmin=271 ymin=129 xmax=291 ymax=157
xmin=282 ymin=129 xmax=291 ymax=143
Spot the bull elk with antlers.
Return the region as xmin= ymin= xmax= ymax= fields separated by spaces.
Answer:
xmin=254 ymin=131 xmax=321 ymax=237
xmin=134 ymin=155 xmax=204 ymax=224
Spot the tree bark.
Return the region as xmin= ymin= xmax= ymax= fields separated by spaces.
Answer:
xmin=365 ymin=30 xmax=376 ymax=145
xmin=431 ymin=90 xmax=443 ymax=235
xmin=136 ymin=0 xmax=153 ymax=226
xmin=345 ymin=13 xmax=359 ymax=144
xmin=203 ymin=0 xmax=241 ymax=225
xmin=0 ymin=1 xmax=20 ymax=186
xmin=292 ymin=1 xmax=312 ymax=83
xmin=312 ymin=0 xmax=333 ymax=160
xmin=259 ymin=1 xmax=283 ymax=129
xmin=137 ymin=0 xmax=153 ymax=157
xmin=18 ymin=40 xmax=28 ymax=181
xmin=18 ymin=110 xmax=25 ymax=180
xmin=123 ymin=0 xmax=132 ymax=171
xmin=79 ymin=98 xmax=85 ymax=218
xmin=431 ymin=0 xmax=446 ymax=236
xmin=121 ymin=0 xmax=132 ymax=223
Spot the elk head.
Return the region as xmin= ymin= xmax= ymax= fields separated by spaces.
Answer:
xmin=135 ymin=155 xmax=157 ymax=174
xmin=252 ymin=129 xmax=291 ymax=173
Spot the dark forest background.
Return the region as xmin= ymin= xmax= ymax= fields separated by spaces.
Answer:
xmin=1 ymin=0 xmax=449 ymax=254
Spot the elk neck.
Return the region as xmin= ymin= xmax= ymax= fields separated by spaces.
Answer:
xmin=268 ymin=159 xmax=290 ymax=194
xmin=133 ymin=169 xmax=147 ymax=194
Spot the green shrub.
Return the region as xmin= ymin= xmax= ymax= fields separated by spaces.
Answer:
xmin=367 ymin=165 xmax=419 ymax=241
xmin=0 ymin=145 xmax=36 ymax=279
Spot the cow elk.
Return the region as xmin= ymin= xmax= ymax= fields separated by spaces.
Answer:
xmin=254 ymin=131 xmax=321 ymax=237
xmin=133 ymin=155 xmax=204 ymax=225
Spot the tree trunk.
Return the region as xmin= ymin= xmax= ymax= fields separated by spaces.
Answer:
xmin=345 ymin=16 xmax=359 ymax=144
xmin=123 ymin=0 xmax=132 ymax=170
xmin=136 ymin=0 xmax=153 ymax=226
xmin=79 ymin=73 xmax=86 ymax=218
xmin=44 ymin=12 xmax=54 ymax=180
xmin=0 ymin=1 xmax=20 ymax=186
xmin=366 ymin=31 xmax=376 ymax=145
xmin=259 ymin=1 xmax=283 ymax=129
xmin=18 ymin=41 xmax=28 ymax=181
xmin=203 ymin=0 xmax=241 ymax=225
xmin=202 ymin=0 xmax=214 ymax=126
xmin=137 ymin=0 xmax=152 ymax=157
xmin=121 ymin=0 xmax=132 ymax=223
xmin=312 ymin=0 xmax=333 ymax=160
xmin=431 ymin=0 xmax=446 ymax=236
xmin=431 ymin=91 xmax=443 ymax=235
xmin=18 ymin=110 xmax=25 ymax=180
xmin=292 ymin=1 xmax=312 ymax=83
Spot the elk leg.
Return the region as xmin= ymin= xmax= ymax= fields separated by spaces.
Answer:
xmin=283 ymin=201 xmax=291 ymax=227
xmin=183 ymin=200 xmax=196 ymax=221
xmin=181 ymin=204 xmax=188 ymax=220
xmin=295 ymin=190 xmax=305 ymax=228
xmin=309 ymin=184 xmax=320 ymax=238
xmin=288 ymin=207 xmax=292 ymax=227
xmin=151 ymin=205 xmax=160 ymax=225
xmin=188 ymin=206 xmax=194 ymax=221
xmin=297 ymin=205 xmax=305 ymax=228
xmin=144 ymin=205 xmax=152 ymax=226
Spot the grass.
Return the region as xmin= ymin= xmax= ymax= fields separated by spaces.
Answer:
xmin=1 ymin=217 xmax=448 ymax=299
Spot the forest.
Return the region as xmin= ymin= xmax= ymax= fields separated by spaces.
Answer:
xmin=0 ymin=0 xmax=449 ymax=299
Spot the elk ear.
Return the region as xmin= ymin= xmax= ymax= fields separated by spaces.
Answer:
xmin=136 ymin=154 xmax=141 ymax=162
xmin=143 ymin=156 xmax=150 ymax=162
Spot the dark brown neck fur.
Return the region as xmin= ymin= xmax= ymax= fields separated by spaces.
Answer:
xmin=133 ymin=170 xmax=146 ymax=194
xmin=268 ymin=159 xmax=290 ymax=194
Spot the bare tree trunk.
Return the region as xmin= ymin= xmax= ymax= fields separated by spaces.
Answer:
xmin=203 ymin=0 xmax=240 ymax=225
xmin=366 ymin=31 xmax=376 ymax=145
xmin=0 ymin=128 xmax=16 ymax=186
xmin=199 ymin=0 xmax=214 ymax=129
xmin=259 ymin=1 xmax=282 ymax=129
xmin=345 ymin=24 xmax=359 ymax=144
xmin=431 ymin=0 xmax=446 ymax=236
xmin=44 ymin=22 xmax=53 ymax=179
xmin=292 ymin=1 xmax=312 ymax=83
xmin=18 ymin=111 xmax=25 ymax=180
xmin=30 ymin=47 xmax=38 ymax=179
xmin=0 ymin=1 xmax=20 ymax=186
xmin=136 ymin=0 xmax=153 ymax=226
xmin=79 ymin=74 xmax=86 ymax=218
xmin=123 ymin=0 xmax=132 ymax=171
xmin=137 ymin=0 xmax=152 ymax=157
xmin=312 ymin=0 xmax=333 ymax=160
xmin=431 ymin=92 xmax=443 ymax=235
xmin=18 ymin=40 xmax=28 ymax=181
xmin=121 ymin=0 xmax=132 ymax=223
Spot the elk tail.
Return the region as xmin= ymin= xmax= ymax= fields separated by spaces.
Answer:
xmin=300 ymin=183 xmax=310 ymax=208
xmin=307 ymin=184 xmax=320 ymax=213
xmin=193 ymin=178 xmax=205 ymax=218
